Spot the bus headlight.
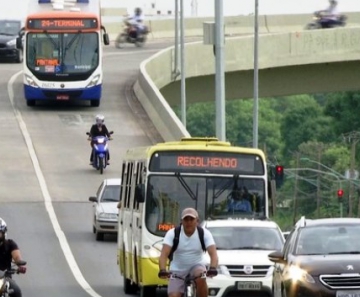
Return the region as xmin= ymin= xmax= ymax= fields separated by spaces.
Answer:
xmin=6 ymin=39 xmax=16 ymax=47
xmin=25 ymin=75 xmax=39 ymax=88
xmin=86 ymin=74 xmax=100 ymax=88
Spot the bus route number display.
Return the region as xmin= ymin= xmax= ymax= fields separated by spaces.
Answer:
xmin=27 ymin=18 xmax=98 ymax=30
xmin=150 ymin=151 xmax=264 ymax=174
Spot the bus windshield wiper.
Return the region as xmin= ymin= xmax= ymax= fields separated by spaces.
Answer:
xmin=176 ymin=173 xmax=198 ymax=201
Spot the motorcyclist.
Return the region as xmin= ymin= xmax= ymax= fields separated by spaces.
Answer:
xmin=88 ymin=114 xmax=112 ymax=165
xmin=126 ymin=7 xmax=146 ymax=38
xmin=0 ymin=218 xmax=26 ymax=297
xmin=318 ymin=0 xmax=341 ymax=28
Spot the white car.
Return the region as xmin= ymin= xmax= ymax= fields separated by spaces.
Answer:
xmin=202 ymin=218 xmax=285 ymax=297
xmin=89 ymin=178 xmax=121 ymax=241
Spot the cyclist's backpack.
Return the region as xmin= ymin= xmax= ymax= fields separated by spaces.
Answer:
xmin=168 ymin=225 xmax=206 ymax=261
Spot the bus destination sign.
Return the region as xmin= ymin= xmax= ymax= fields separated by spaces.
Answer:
xmin=27 ymin=18 xmax=98 ymax=30
xmin=149 ymin=151 xmax=264 ymax=174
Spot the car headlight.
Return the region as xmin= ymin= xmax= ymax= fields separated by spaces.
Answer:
xmin=6 ymin=39 xmax=16 ymax=47
xmin=25 ymin=75 xmax=39 ymax=88
xmin=287 ymin=265 xmax=315 ymax=283
xmin=86 ymin=74 xmax=100 ymax=88
xmin=98 ymin=212 xmax=118 ymax=220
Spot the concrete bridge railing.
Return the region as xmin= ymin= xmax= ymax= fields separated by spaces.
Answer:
xmin=130 ymin=13 xmax=360 ymax=142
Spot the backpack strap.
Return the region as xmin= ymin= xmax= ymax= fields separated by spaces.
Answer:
xmin=197 ymin=226 xmax=206 ymax=252
xmin=168 ymin=225 xmax=181 ymax=261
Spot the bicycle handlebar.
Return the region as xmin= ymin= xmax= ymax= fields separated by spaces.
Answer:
xmin=168 ymin=271 xmax=207 ymax=281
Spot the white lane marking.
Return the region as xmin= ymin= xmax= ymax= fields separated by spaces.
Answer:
xmin=7 ymin=71 xmax=102 ymax=297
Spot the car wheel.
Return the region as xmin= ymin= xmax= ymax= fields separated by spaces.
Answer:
xmin=95 ymin=231 xmax=104 ymax=241
xmin=93 ymin=225 xmax=96 ymax=234
xmin=15 ymin=50 xmax=23 ymax=63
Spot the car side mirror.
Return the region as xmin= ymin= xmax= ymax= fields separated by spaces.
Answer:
xmin=135 ymin=184 xmax=145 ymax=203
xmin=103 ymin=33 xmax=110 ymax=45
xmin=89 ymin=196 xmax=97 ymax=202
xmin=268 ymin=250 xmax=286 ymax=264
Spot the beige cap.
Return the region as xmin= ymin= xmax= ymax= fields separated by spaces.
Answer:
xmin=181 ymin=208 xmax=199 ymax=219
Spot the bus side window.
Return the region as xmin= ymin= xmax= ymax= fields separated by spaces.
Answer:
xmin=119 ymin=162 xmax=127 ymax=209
xmin=124 ymin=161 xmax=133 ymax=209
xmin=133 ymin=161 xmax=144 ymax=210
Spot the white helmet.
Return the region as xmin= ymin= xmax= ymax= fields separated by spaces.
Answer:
xmin=95 ymin=114 xmax=105 ymax=125
xmin=0 ymin=218 xmax=7 ymax=242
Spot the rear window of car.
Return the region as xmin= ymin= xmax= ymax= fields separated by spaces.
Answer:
xmin=295 ymin=224 xmax=360 ymax=255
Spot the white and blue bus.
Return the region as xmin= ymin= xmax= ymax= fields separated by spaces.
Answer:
xmin=20 ymin=0 xmax=109 ymax=107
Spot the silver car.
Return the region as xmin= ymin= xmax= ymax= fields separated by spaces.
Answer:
xmin=89 ymin=178 xmax=121 ymax=241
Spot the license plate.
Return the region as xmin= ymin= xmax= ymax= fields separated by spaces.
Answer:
xmin=336 ymin=291 xmax=360 ymax=297
xmin=236 ymin=281 xmax=262 ymax=290
xmin=56 ymin=94 xmax=69 ymax=100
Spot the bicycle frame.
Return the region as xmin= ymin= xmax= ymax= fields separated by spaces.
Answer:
xmin=169 ymin=272 xmax=207 ymax=297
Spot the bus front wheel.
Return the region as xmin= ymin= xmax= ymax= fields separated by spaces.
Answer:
xmin=91 ymin=100 xmax=100 ymax=107
xmin=26 ymin=100 xmax=36 ymax=106
xmin=140 ymin=286 xmax=157 ymax=297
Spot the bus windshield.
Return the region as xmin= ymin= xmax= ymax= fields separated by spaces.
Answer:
xmin=26 ymin=32 xmax=99 ymax=77
xmin=145 ymin=175 xmax=266 ymax=236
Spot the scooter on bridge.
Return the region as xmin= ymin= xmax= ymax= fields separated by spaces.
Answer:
xmin=114 ymin=20 xmax=150 ymax=48
xmin=305 ymin=11 xmax=347 ymax=29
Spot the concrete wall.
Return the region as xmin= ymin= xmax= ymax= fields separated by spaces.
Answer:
xmin=133 ymin=24 xmax=360 ymax=141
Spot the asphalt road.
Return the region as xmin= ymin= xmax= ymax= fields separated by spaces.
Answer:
xmin=0 ymin=41 xmax=170 ymax=297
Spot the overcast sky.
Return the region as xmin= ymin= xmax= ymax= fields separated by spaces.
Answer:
xmin=3 ymin=0 xmax=360 ymax=21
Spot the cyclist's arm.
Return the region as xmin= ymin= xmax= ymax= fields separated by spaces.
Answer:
xmin=159 ymin=228 xmax=175 ymax=271
xmin=207 ymin=245 xmax=219 ymax=268
xmin=159 ymin=244 xmax=172 ymax=271
xmin=204 ymin=228 xmax=219 ymax=268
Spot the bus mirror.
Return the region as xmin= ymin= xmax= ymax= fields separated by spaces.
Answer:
xmin=135 ymin=184 xmax=145 ymax=203
xmin=103 ymin=33 xmax=110 ymax=45
xmin=16 ymin=37 xmax=23 ymax=49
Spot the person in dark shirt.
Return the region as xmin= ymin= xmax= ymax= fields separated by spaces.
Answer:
xmin=88 ymin=114 xmax=112 ymax=165
xmin=0 ymin=218 xmax=26 ymax=297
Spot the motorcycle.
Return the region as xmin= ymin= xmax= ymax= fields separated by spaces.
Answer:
xmin=0 ymin=260 xmax=26 ymax=297
xmin=115 ymin=20 xmax=150 ymax=48
xmin=305 ymin=11 xmax=347 ymax=29
xmin=86 ymin=131 xmax=113 ymax=174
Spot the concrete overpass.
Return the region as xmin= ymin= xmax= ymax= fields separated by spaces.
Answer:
xmin=101 ymin=11 xmax=360 ymax=142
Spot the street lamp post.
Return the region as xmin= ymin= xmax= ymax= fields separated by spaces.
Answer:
xmin=214 ymin=0 xmax=226 ymax=141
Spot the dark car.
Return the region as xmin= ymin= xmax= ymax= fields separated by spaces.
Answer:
xmin=0 ymin=20 xmax=23 ymax=63
xmin=269 ymin=216 xmax=360 ymax=297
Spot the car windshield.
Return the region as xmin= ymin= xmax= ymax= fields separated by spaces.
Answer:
xmin=0 ymin=21 xmax=21 ymax=36
xmin=145 ymin=175 xmax=266 ymax=236
xmin=101 ymin=185 xmax=121 ymax=202
xmin=295 ymin=224 xmax=360 ymax=255
xmin=26 ymin=32 xmax=99 ymax=76
xmin=206 ymin=226 xmax=284 ymax=250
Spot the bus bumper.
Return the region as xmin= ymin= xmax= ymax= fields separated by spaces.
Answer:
xmin=24 ymin=84 xmax=102 ymax=101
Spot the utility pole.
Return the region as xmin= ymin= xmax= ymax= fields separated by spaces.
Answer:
xmin=252 ymin=0 xmax=259 ymax=148
xmin=342 ymin=131 xmax=360 ymax=217
xmin=293 ymin=153 xmax=300 ymax=224
xmin=316 ymin=145 xmax=323 ymax=218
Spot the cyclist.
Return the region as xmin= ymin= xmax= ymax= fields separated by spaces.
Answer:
xmin=158 ymin=208 xmax=219 ymax=297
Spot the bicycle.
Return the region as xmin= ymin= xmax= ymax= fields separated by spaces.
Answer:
xmin=168 ymin=271 xmax=207 ymax=297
